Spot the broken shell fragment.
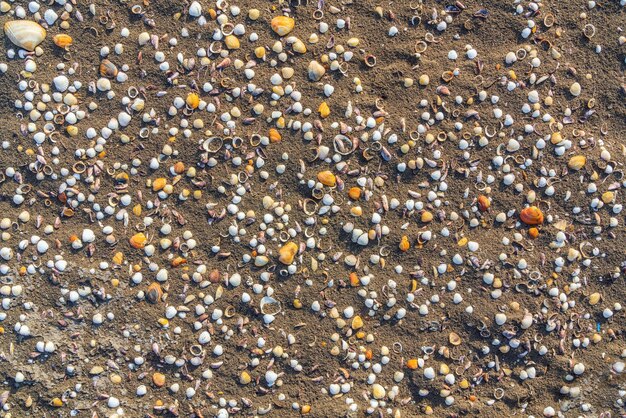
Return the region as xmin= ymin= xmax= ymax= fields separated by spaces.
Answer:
xmin=260 ymin=296 xmax=282 ymax=315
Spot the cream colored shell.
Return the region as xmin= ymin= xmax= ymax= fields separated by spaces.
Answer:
xmin=4 ymin=20 xmax=47 ymax=51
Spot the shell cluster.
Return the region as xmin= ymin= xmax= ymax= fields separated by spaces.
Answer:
xmin=0 ymin=1 xmax=625 ymax=417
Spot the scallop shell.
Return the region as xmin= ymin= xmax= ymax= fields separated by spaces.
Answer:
xmin=520 ymin=206 xmax=544 ymax=225
xmin=4 ymin=20 xmax=47 ymax=51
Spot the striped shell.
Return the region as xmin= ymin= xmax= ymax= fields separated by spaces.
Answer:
xmin=53 ymin=34 xmax=73 ymax=48
xmin=520 ymin=206 xmax=544 ymax=225
xmin=4 ymin=20 xmax=47 ymax=51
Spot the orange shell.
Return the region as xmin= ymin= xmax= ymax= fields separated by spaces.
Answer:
xmin=399 ymin=235 xmax=410 ymax=252
xmin=130 ymin=232 xmax=147 ymax=249
xmin=146 ymin=282 xmax=163 ymax=304
xmin=477 ymin=195 xmax=490 ymax=211
xmin=520 ymin=206 xmax=544 ymax=225
xmin=528 ymin=227 xmax=539 ymax=238
xmin=53 ymin=34 xmax=73 ymax=48
xmin=269 ymin=128 xmax=282 ymax=143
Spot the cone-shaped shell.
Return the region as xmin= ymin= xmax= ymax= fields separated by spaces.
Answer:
xmin=4 ymin=20 xmax=46 ymax=51
xmin=520 ymin=206 xmax=544 ymax=225
xmin=271 ymin=16 xmax=295 ymax=36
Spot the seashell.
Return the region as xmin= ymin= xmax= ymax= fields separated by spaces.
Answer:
xmin=477 ymin=195 xmax=490 ymax=211
xmin=317 ymin=170 xmax=336 ymax=187
xmin=318 ymin=101 xmax=330 ymax=118
xmin=520 ymin=206 xmax=544 ymax=225
xmin=449 ymin=332 xmax=462 ymax=346
xmin=130 ymin=232 xmax=147 ymax=249
xmin=270 ymin=16 xmax=295 ymax=36
xmin=260 ymin=296 xmax=281 ymax=315
xmin=146 ymin=282 xmax=163 ymax=304
xmin=186 ymin=92 xmax=200 ymax=109
xmin=567 ymin=155 xmax=586 ymax=170
xmin=308 ymin=60 xmax=326 ymax=81
xmin=292 ymin=38 xmax=306 ymax=54
xmin=278 ymin=241 xmax=298 ymax=264
xmin=53 ymin=34 xmax=73 ymax=48
xmin=4 ymin=20 xmax=47 ymax=51
xmin=269 ymin=128 xmax=282 ymax=143
xmin=224 ymin=35 xmax=240 ymax=50
xmin=399 ymin=235 xmax=410 ymax=252
xmin=569 ymin=82 xmax=581 ymax=97
xmin=588 ymin=292 xmax=601 ymax=306
xmin=99 ymin=59 xmax=118 ymax=78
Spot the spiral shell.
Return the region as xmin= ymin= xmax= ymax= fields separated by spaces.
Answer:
xmin=3 ymin=20 xmax=47 ymax=51
xmin=520 ymin=206 xmax=544 ymax=225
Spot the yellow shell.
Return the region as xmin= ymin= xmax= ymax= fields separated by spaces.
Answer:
xmin=318 ymin=102 xmax=330 ymax=118
xmin=4 ymin=20 xmax=47 ymax=51
xmin=186 ymin=92 xmax=200 ymax=109
xmin=271 ymin=16 xmax=295 ymax=36
xmin=269 ymin=128 xmax=282 ymax=143
xmin=317 ymin=170 xmax=336 ymax=187
xmin=224 ymin=35 xmax=240 ymax=50
xmin=567 ymin=155 xmax=586 ymax=170
xmin=53 ymin=34 xmax=73 ymax=48
xmin=278 ymin=242 xmax=298 ymax=264
xmin=129 ymin=232 xmax=147 ymax=249
xmin=292 ymin=38 xmax=307 ymax=54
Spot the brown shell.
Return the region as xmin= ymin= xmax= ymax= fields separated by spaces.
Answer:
xmin=520 ymin=206 xmax=544 ymax=225
xmin=99 ymin=59 xmax=118 ymax=78
xmin=146 ymin=282 xmax=163 ymax=304
xmin=477 ymin=195 xmax=490 ymax=211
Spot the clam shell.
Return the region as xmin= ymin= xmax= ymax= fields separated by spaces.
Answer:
xmin=270 ymin=16 xmax=295 ymax=36
xmin=4 ymin=20 xmax=47 ymax=51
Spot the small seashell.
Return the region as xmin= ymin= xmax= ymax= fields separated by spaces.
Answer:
xmin=399 ymin=235 xmax=410 ymax=252
xmin=477 ymin=195 xmax=490 ymax=211
xmin=308 ymin=60 xmax=326 ymax=81
xmin=569 ymin=82 xmax=581 ymax=97
xmin=588 ymin=292 xmax=601 ymax=305
xmin=53 ymin=34 xmax=73 ymax=48
xmin=186 ymin=92 xmax=200 ymax=109
xmin=146 ymin=282 xmax=163 ymax=303
xmin=520 ymin=206 xmax=544 ymax=225
xmin=224 ymin=35 xmax=240 ymax=50
xmin=318 ymin=102 xmax=330 ymax=118
xmin=271 ymin=16 xmax=295 ymax=36
xmin=278 ymin=241 xmax=298 ymax=264
xmin=100 ymin=59 xmax=119 ymax=78
xmin=4 ymin=20 xmax=47 ymax=51
xmin=351 ymin=315 xmax=364 ymax=329
xmin=449 ymin=331 xmax=462 ymax=346
xmin=268 ymin=128 xmax=282 ymax=143
xmin=130 ymin=232 xmax=147 ymax=249
xmin=567 ymin=155 xmax=586 ymax=170
xmin=292 ymin=38 xmax=306 ymax=54
xmin=317 ymin=171 xmax=336 ymax=187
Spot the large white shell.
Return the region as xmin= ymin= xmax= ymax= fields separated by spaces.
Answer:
xmin=4 ymin=20 xmax=47 ymax=51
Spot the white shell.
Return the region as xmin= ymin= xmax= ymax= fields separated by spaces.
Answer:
xmin=4 ymin=20 xmax=47 ymax=51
